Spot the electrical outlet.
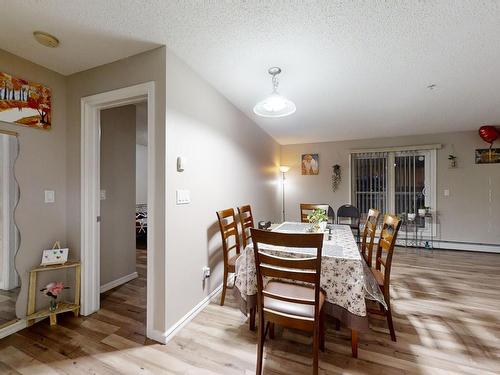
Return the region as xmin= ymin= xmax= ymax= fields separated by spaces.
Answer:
xmin=202 ymin=266 xmax=211 ymax=280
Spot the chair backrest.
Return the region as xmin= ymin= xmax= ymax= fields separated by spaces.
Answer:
xmin=337 ymin=204 xmax=360 ymax=224
xmin=375 ymin=214 xmax=402 ymax=294
xmin=251 ymin=228 xmax=324 ymax=321
xmin=237 ymin=204 xmax=254 ymax=248
xmin=300 ymin=203 xmax=330 ymax=223
xmin=360 ymin=208 xmax=380 ymax=266
xmin=216 ymin=208 xmax=241 ymax=265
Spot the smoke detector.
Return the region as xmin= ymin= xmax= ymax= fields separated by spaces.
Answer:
xmin=33 ymin=31 xmax=60 ymax=48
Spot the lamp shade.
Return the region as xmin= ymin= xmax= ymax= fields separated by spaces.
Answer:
xmin=254 ymin=67 xmax=296 ymax=118
xmin=254 ymin=93 xmax=296 ymax=118
xmin=279 ymin=165 xmax=291 ymax=173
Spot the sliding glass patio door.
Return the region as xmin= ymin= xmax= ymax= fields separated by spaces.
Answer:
xmin=351 ymin=149 xmax=435 ymax=222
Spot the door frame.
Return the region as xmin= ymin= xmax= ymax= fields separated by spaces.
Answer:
xmin=80 ymin=82 xmax=156 ymax=339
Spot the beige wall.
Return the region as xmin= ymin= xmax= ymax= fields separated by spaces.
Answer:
xmin=100 ymin=106 xmax=137 ymax=286
xmin=0 ymin=49 xmax=68 ymax=317
xmin=165 ymin=49 xmax=281 ymax=328
xmin=281 ymin=130 xmax=500 ymax=247
xmin=66 ymin=47 xmax=167 ymax=331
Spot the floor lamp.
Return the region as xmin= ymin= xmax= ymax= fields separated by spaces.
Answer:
xmin=279 ymin=166 xmax=290 ymax=222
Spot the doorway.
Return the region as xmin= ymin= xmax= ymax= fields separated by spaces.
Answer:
xmin=98 ymin=102 xmax=148 ymax=340
xmin=80 ymin=82 xmax=157 ymax=341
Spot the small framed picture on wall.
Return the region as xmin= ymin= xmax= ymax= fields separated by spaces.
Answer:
xmin=301 ymin=154 xmax=319 ymax=175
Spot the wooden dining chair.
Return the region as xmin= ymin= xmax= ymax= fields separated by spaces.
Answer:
xmin=300 ymin=203 xmax=330 ymax=223
xmin=251 ymin=228 xmax=325 ymax=375
xmin=216 ymin=208 xmax=241 ymax=306
xmin=237 ymin=204 xmax=254 ymax=248
xmin=360 ymin=208 xmax=380 ymax=267
xmin=368 ymin=214 xmax=402 ymax=342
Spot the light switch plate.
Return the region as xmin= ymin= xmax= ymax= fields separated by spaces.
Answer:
xmin=176 ymin=189 xmax=191 ymax=205
xmin=44 ymin=190 xmax=55 ymax=203
xmin=444 ymin=189 xmax=450 ymax=197
xmin=100 ymin=190 xmax=106 ymax=200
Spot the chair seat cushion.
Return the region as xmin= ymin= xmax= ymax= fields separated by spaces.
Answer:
xmin=263 ymin=281 xmax=325 ymax=318
xmin=371 ymin=268 xmax=385 ymax=287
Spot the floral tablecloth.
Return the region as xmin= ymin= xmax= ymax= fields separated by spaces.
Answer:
xmin=234 ymin=222 xmax=385 ymax=321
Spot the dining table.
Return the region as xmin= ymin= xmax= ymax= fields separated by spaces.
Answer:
xmin=234 ymin=221 xmax=386 ymax=358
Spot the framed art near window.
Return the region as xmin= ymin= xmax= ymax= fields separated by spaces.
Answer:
xmin=475 ymin=148 xmax=500 ymax=164
xmin=301 ymin=153 xmax=319 ymax=175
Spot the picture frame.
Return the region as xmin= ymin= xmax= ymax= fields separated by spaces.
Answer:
xmin=301 ymin=153 xmax=319 ymax=175
xmin=475 ymin=148 xmax=500 ymax=164
xmin=41 ymin=241 xmax=69 ymax=266
xmin=0 ymin=71 xmax=52 ymax=130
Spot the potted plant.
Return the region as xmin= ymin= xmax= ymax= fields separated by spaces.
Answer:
xmin=448 ymin=154 xmax=457 ymax=168
xmin=41 ymin=281 xmax=69 ymax=312
xmin=307 ymin=209 xmax=328 ymax=232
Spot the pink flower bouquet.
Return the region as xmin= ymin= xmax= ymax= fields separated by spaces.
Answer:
xmin=41 ymin=282 xmax=69 ymax=311
xmin=41 ymin=281 xmax=67 ymax=298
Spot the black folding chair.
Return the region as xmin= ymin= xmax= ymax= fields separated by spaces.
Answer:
xmin=337 ymin=204 xmax=361 ymax=242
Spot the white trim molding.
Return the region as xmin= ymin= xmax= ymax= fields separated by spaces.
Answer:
xmin=80 ymin=81 xmax=157 ymax=340
xmin=151 ymin=280 xmax=229 ymax=344
xmin=0 ymin=320 xmax=26 ymax=340
xmin=434 ymin=240 xmax=500 ymax=253
xmin=100 ymin=272 xmax=138 ymax=294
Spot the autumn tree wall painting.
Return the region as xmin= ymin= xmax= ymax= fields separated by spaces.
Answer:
xmin=0 ymin=72 xmax=51 ymax=130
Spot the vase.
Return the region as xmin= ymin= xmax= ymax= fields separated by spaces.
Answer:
xmin=49 ymin=298 xmax=58 ymax=312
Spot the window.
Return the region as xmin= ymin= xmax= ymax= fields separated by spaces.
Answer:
xmin=351 ymin=148 xmax=437 ymax=229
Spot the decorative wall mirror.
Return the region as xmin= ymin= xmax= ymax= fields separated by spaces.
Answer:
xmin=0 ymin=130 xmax=20 ymax=330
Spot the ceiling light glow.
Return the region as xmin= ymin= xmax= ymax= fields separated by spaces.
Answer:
xmin=254 ymin=67 xmax=296 ymax=118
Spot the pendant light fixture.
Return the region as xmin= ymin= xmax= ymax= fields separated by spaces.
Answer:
xmin=253 ymin=67 xmax=296 ymax=118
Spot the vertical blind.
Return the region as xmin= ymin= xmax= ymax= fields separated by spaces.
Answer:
xmin=352 ymin=152 xmax=388 ymax=218
xmin=352 ymin=150 xmax=427 ymax=218
xmin=394 ymin=151 xmax=426 ymax=217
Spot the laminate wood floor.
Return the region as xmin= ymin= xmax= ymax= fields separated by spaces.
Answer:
xmin=0 ymin=247 xmax=499 ymax=374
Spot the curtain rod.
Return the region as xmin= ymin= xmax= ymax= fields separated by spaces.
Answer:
xmin=0 ymin=128 xmax=19 ymax=137
xmin=350 ymin=143 xmax=442 ymax=154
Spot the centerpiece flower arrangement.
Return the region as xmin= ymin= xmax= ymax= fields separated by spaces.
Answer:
xmin=41 ymin=282 xmax=69 ymax=312
xmin=307 ymin=209 xmax=328 ymax=232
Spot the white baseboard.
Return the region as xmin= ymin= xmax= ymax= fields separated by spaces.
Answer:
xmin=100 ymin=272 xmax=138 ymax=293
xmin=150 ymin=277 xmax=230 ymax=344
xmin=0 ymin=319 xmax=27 ymax=340
xmin=433 ymin=241 xmax=500 ymax=253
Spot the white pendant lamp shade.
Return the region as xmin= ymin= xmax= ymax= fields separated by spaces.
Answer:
xmin=254 ymin=67 xmax=296 ymax=118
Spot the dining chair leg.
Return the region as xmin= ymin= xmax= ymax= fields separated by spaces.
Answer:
xmin=249 ymin=307 xmax=256 ymax=331
xmin=351 ymin=330 xmax=358 ymax=358
xmin=220 ymin=268 xmax=228 ymax=306
xmin=269 ymin=323 xmax=275 ymax=339
xmin=319 ymin=310 xmax=325 ymax=352
xmin=386 ymin=300 xmax=397 ymax=342
xmin=256 ymin=313 xmax=265 ymax=375
xmin=312 ymin=324 xmax=320 ymax=375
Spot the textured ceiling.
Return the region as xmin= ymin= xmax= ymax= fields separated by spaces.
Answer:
xmin=1 ymin=1 xmax=499 ymax=144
